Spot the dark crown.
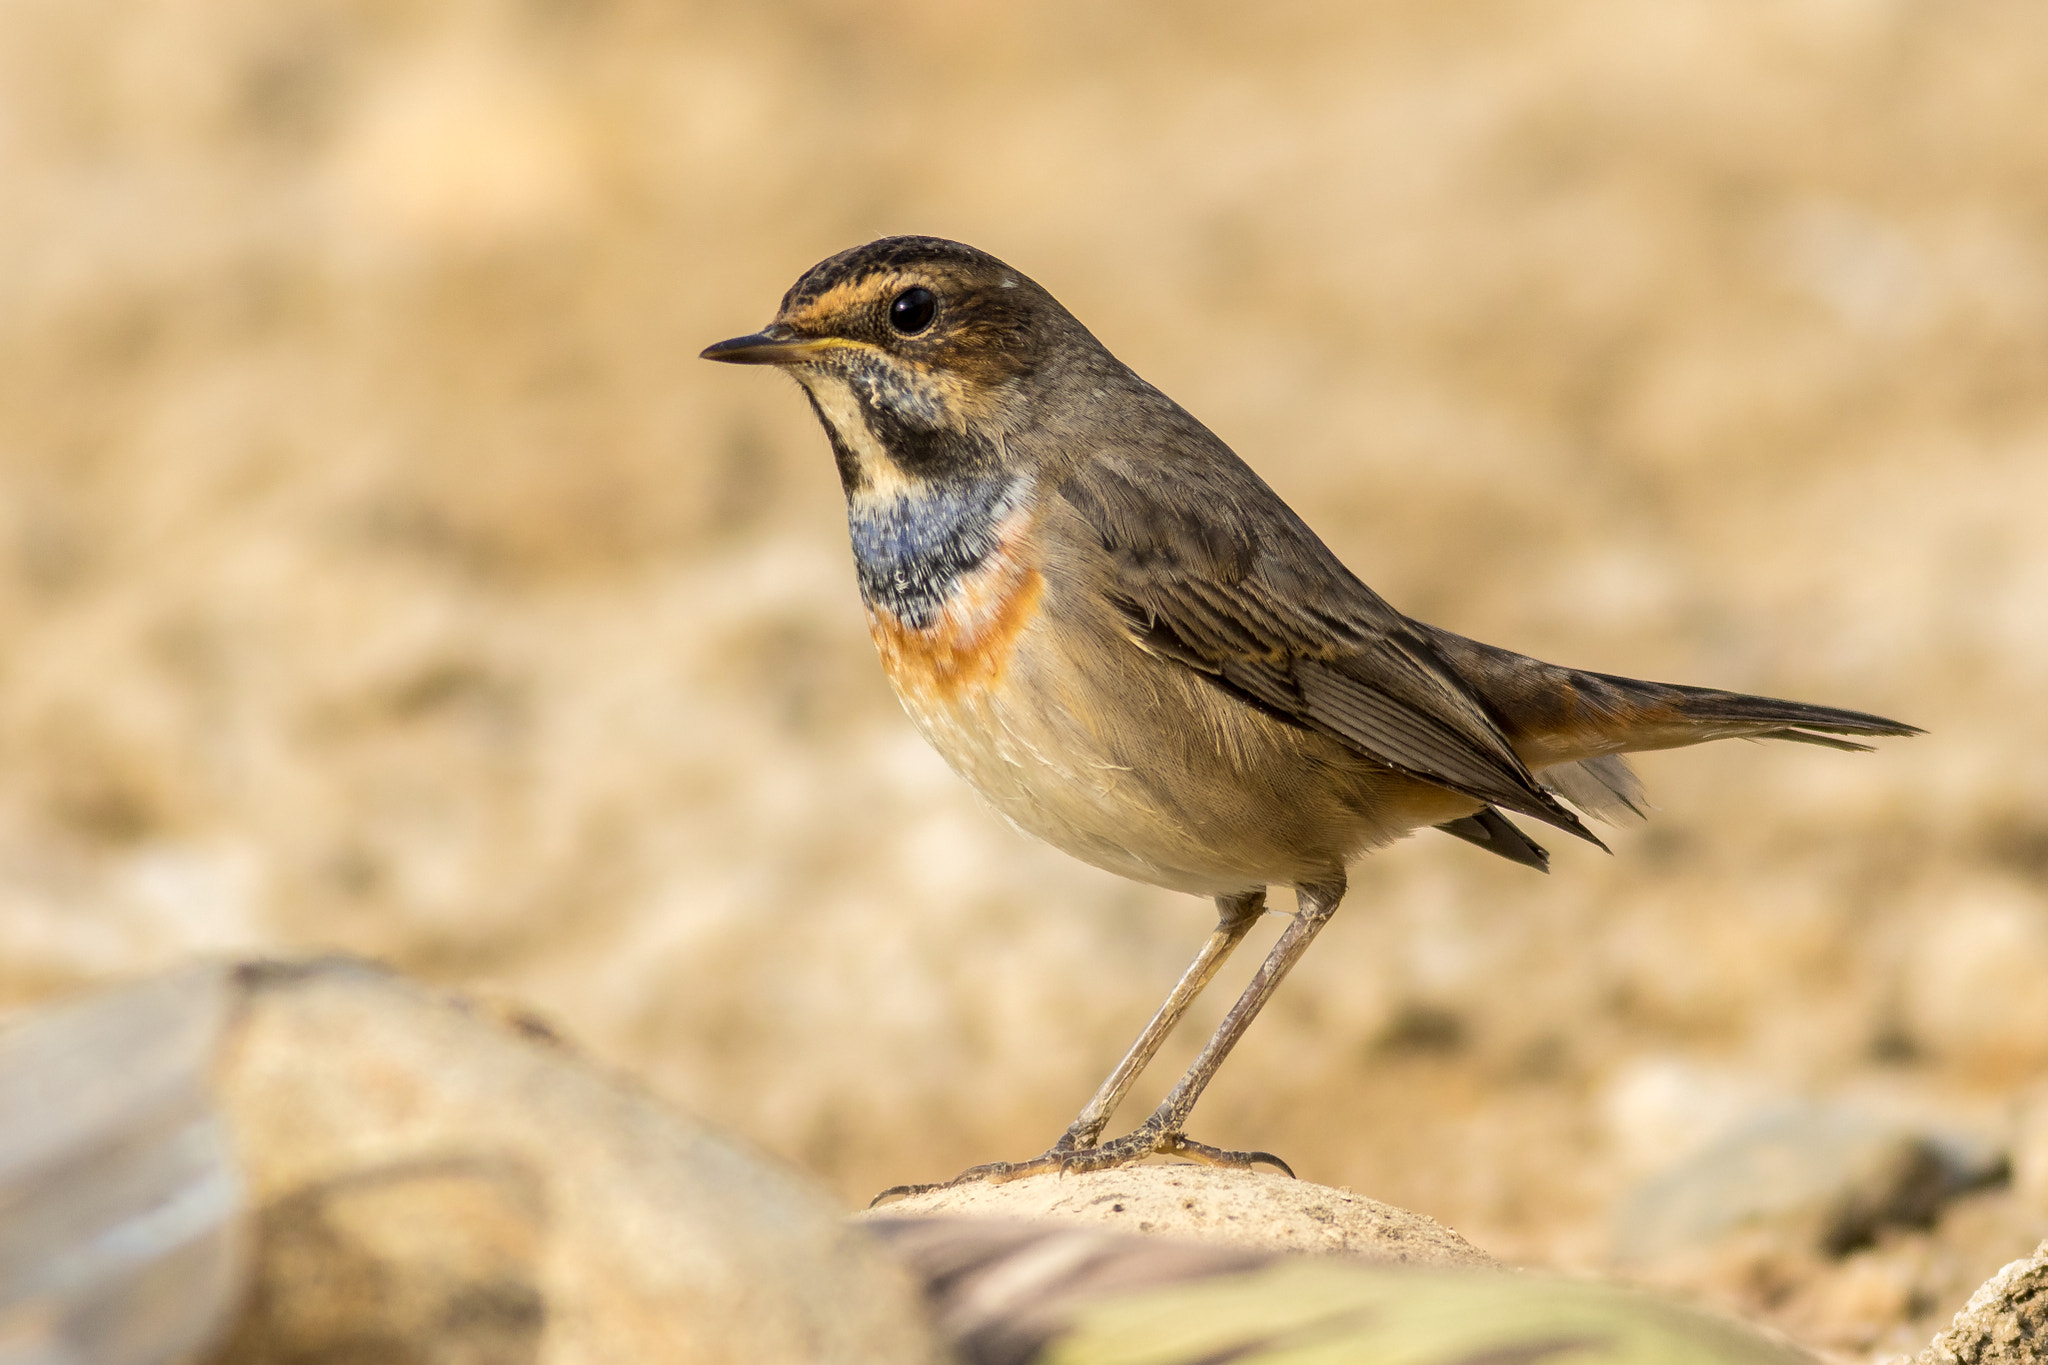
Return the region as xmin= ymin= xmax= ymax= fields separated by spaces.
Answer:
xmin=778 ymin=236 xmax=1017 ymax=316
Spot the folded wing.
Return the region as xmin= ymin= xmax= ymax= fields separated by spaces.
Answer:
xmin=1061 ymin=453 xmax=1604 ymax=851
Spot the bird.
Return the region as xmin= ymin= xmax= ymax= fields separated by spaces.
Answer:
xmin=701 ymin=235 xmax=1919 ymax=1197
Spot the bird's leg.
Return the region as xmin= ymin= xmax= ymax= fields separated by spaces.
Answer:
xmin=869 ymin=888 xmax=1267 ymax=1204
xmin=871 ymin=880 xmax=1345 ymax=1204
xmin=1058 ymin=875 xmax=1345 ymax=1176
xmin=1056 ymin=887 xmax=1267 ymax=1152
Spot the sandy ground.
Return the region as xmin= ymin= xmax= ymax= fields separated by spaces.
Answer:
xmin=2 ymin=1 xmax=2046 ymax=1357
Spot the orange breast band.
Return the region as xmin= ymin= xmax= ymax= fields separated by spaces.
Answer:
xmin=869 ymin=552 xmax=1045 ymax=703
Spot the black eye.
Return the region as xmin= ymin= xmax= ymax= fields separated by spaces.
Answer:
xmin=888 ymin=286 xmax=937 ymax=335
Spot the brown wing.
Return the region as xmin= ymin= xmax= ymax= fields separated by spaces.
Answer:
xmin=1059 ymin=452 xmax=1602 ymax=847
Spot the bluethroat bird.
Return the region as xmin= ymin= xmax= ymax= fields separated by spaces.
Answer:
xmin=702 ymin=236 xmax=1919 ymax=1197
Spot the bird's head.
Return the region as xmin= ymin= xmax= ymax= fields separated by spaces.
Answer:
xmin=702 ymin=236 xmax=1081 ymax=495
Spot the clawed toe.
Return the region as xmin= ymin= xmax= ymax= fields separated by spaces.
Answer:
xmin=866 ymin=1152 xmax=1069 ymax=1207
xmin=867 ymin=1181 xmax=940 ymax=1207
xmin=1170 ymin=1135 xmax=1296 ymax=1177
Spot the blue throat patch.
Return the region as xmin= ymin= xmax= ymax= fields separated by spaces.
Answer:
xmin=847 ymin=476 xmax=1028 ymax=630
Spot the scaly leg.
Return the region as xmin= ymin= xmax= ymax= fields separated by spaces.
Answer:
xmin=1058 ymin=887 xmax=1267 ymax=1152
xmin=873 ymin=880 xmax=1340 ymax=1204
xmin=1060 ymin=876 xmax=1342 ymax=1173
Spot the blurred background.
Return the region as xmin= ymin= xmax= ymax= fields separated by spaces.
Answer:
xmin=2 ymin=0 xmax=2045 ymax=1356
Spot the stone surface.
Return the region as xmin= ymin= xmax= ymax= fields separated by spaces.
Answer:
xmin=865 ymin=1217 xmax=1818 ymax=1365
xmin=208 ymin=959 xmax=939 ymax=1365
xmin=861 ymin=1164 xmax=1495 ymax=1267
xmin=1914 ymin=1239 xmax=2048 ymax=1365
xmin=1613 ymin=1102 xmax=2007 ymax=1265
xmin=0 ymin=966 xmax=244 ymax=1365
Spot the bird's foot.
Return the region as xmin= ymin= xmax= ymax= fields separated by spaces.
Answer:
xmin=868 ymin=1119 xmax=1294 ymax=1207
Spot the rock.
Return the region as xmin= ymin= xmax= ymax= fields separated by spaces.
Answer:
xmin=1915 ymin=1238 xmax=2048 ymax=1365
xmin=0 ymin=965 xmax=244 ymax=1365
xmin=208 ymin=958 xmax=940 ymax=1364
xmin=1613 ymin=1102 xmax=2007 ymax=1264
xmin=864 ymin=1217 xmax=1820 ymax=1365
xmin=864 ymin=1216 xmax=1270 ymax=1362
xmin=861 ymin=1164 xmax=1494 ymax=1267
xmin=0 ymin=960 xmax=943 ymax=1365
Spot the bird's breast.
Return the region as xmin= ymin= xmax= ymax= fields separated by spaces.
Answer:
xmin=850 ymin=475 xmax=1044 ymax=704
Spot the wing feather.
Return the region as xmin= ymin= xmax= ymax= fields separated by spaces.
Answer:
xmin=1062 ymin=455 xmax=1600 ymax=845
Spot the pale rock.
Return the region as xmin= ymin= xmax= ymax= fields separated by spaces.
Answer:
xmin=1 ymin=961 xmax=943 ymax=1365
xmin=861 ymin=1164 xmax=1494 ymax=1267
xmin=1914 ymin=1238 xmax=2048 ymax=1365
xmin=208 ymin=958 xmax=940 ymax=1364
xmin=1614 ymin=1102 xmax=2006 ymax=1265
xmin=0 ymin=965 xmax=244 ymax=1365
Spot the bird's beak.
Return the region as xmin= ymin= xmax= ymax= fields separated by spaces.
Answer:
xmin=699 ymin=327 xmax=843 ymax=366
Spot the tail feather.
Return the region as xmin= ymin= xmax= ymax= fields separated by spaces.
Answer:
xmin=1593 ymin=675 xmax=1925 ymax=752
xmin=1748 ymin=729 xmax=1878 ymax=752
xmin=1416 ymin=626 xmax=1921 ymax=766
xmin=1436 ymin=809 xmax=1552 ymax=871
xmin=1529 ymin=679 xmax=1917 ymax=827
xmin=1415 ymin=624 xmax=1919 ymax=844
xmin=1541 ymin=752 xmax=1652 ymax=824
